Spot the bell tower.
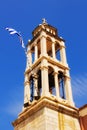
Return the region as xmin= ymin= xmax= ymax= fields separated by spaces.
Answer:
xmin=12 ymin=19 xmax=81 ymax=130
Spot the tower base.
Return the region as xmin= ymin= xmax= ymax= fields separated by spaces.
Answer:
xmin=12 ymin=97 xmax=81 ymax=130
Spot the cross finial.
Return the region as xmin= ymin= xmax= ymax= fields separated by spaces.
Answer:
xmin=42 ymin=18 xmax=47 ymax=24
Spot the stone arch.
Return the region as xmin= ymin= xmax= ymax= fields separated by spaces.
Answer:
xmin=28 ymin=67 xmax=42 ymax=101
xmin=48 ymin=66 xmax=55 ymax=96
xmin=58 ymin=71 xmax=66 ymax=99
xmin=48 ymin=63 xmax=55 ymax=72
xmin=36 ymin=69 xmax=41 ymax=97
xmin=29 ymin=75 xmax=34 ymax=102
xmin=46 ymin=37 xmax=52 ymax=57
xmin=55 ymin=41 xmax=61 ymax=61
xmin=35 ymin=64 xmax=41 ymax=74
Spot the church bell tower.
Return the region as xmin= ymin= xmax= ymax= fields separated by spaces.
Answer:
xmin=12 ymin=19 xmax=81 ymax=130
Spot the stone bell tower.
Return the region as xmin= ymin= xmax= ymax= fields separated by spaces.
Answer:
xmin=12 ymin=19 xmax=81 ymax=130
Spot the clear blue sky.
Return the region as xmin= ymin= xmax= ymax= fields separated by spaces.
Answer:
xmin=0 ymin=0 xmax=87 ymax=129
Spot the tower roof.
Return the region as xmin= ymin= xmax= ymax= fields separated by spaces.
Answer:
xmin=32 ymin=18 xmax=58 ymax=37
xmin=27 ymin=19 xmax=64 ymax=46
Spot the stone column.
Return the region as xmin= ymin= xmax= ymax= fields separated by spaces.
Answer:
xmin=54 ymin=72 xmax=60 ymax=99
xmin=52 ymin=42 xmax=56 ymax=59
xmin=26 ymin=54 xmax=29 ymax=69
xmin=41 ymin=60 xmax=49 ymax=96
xmin=24 ymin=74 xmax=30 ymax=106
xmin=35 ymin=43 xmax=38 ymax=61
xmin=27 ymin=45 xmax=32 ymax=67
xmin=65 ymin=76 xmax=74 ymax=106
xmin=40 ymin=32 xmax=47 ymax=56
xmin=28 ymin=50 xmax=32 ymax=66
xmin=60 ymin=41 xmax=67 ymax=64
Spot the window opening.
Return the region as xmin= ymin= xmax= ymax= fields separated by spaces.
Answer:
xmin=46 ymin=37 xmax=52 ymax=57
xmin=58 ymin=72 xmax=65 ymax=99
xmin=37 ymin=70 xmax=42 ymax=98
xmin=55 ymin=42 xmax=60 ymax=61
xmin=56 ymin=50 xmax=61 ymax=61
xmin=31 ymin=47 xmax=35 ymax=64
xmin=48 ymin=67 xmax=55 ymax=96
xmin=30 ymin=77 xmax=34 ymax=102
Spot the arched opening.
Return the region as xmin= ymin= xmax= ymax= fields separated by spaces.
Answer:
xmin=46 ymin=37 xmax=52 ymax=57
xmin=31 ymin=46 xmax=35 ymax=64
xmin=29 ymin=69 xmax=42 ymax=102
xmin=48 ymin=66 xmax=55 ymax=96
xmin=55 ymin=42 xmax=61 ymax=61
xmin=37 ymin=69 xmax=42 ymax=97
xmin=30 ymin=75 xmax=34 ymax=102
xmin=58 ymin=71 xmax=66 ymax=99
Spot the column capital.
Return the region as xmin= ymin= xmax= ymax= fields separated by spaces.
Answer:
xmin=25 ymin=73 xmax=29 ymax=81
xmin=40 ymin=31 xmax=46 ymax=37
xmin=53 ymin=71 xmax=58 ymax=75
xmin=51 ymin=37 xmax=55 ymax=43
xmin=40 ymin=66 xmax=48 ymax=70
xmin=27 ymin=45 xmax=31 ymax=51
xmin=60 ymin=41 xmax=65 ymax=46
xmin=24 ymin=81 xmax=29 ymax=86
xmin=32 ymin=73 xmax=38 ymax=79
xmin=40 ymin=35 xmax=47 ymax=40
xmin=52 ymin=40 xmax=56 ymax=44
xmin=60 ymin=45 xmax=66 ymax=49
xmin=65 ymin=75 xmax=71 ymax=80
xmin=34 ymin=41 xmax=37 ymax=46
xmin=27 ymin=49 xmax=32 ymax=54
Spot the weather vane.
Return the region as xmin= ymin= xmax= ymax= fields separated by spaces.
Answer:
xmin=42 ymin=18 xmax=47 ymax=24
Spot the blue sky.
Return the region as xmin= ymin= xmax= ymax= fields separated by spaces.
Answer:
xmin=0 ymin=0 xmax=87 ymax=129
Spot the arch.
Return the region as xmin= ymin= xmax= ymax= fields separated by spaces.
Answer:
xmin=46 ymin=37 xmax=52 ymax=57
xmin=58 ymin=71 xmax=66 ymax=99
xmin=29 ymin=75 xmax=34 ymax=102
xmin=55 ymin=41 xmax=61 ymax=61
xmin=48 ymin=66 xmax=55 ymax=96
xmin=35 ymin=64 xmax=41 ymax=74
xmin=48 ymin=63 xmax=55 ymax=72
xmin=37 ymin=69 xmax=42 ymax=97
xmin=29 ymin=68 xmax=41 ymax=102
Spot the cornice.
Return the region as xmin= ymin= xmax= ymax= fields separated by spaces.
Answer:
xmin=25 ymin=55 xmax=69 ymax=74
xmin=12 ymin=96 xmax=79 ymax=127
xmin=27 ymin=28 xmax=65 ymax=47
